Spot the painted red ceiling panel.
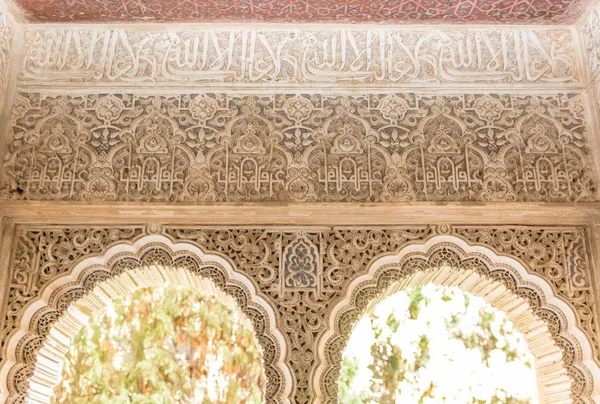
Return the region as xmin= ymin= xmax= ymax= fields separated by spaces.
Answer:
xmin=13 ymin=0 xmax=588 ymax=24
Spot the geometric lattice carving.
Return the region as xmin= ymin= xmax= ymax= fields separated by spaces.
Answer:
xmin=9 ymin=0 xmax=589 ymax=24
xmin=3 ymin=93 xmax=596 ymax=203
xmin=0 ymin=224 xmax=598 ymax=404
xmin=20 ymin=28 xmax=579 ymax=85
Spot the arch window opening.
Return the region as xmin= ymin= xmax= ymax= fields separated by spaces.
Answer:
xmin=49 ymin=285 xmax=265 ymax=404
xmin=339 ymin=284 xmax=539 ymax=403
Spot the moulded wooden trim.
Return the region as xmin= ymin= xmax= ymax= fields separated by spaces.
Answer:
xmin=0 ymin=201 xmax=598 ymax=225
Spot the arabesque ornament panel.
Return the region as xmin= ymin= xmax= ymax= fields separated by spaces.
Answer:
xmin=2 ymin=92 xmax=596 ymax=203
xmin=0 ymin=224 xmax=597 ymax=403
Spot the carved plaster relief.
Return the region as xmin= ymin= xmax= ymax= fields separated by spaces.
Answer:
xmin=0 ymin=7 xmax=12 ymax=106
xmin=9 ymin=0 xmax=589 ymax=24
xmin=0 ymin=225 xmax=597 ymax=404
xmin=582 ymin=2 xmax=600 ymax=82
xmin=2 ymin=92 xmax=597 ymax=203
xmin=19 ymin=28 xmax=579 ymax=86
xmin=582 ymin=3 xmax=600 ymax=165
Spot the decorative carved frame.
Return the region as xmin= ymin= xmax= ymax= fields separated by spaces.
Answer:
xmin=28 ymin=264 xmax=270 ymax=404
xmin=2 ymin=92 xmax=596 ymax=204
xmin=0 ymin=229 xmax=599 ymax=403
xmin=0 ymin=235 xmax=294 ymax=404
xmin=0 ymin=0 xmax=599 ymax=402
xmin=315 ymin=236 xmax=600 ymax=404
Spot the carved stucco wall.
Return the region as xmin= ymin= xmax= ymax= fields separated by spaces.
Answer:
xmin=581 ymin=4 xmax=600 ymax=94
xmin=581 ymin=2 xmax=600 ymax=171
xmin=1 ymin=7 xmax=600 ymax=404
xmin=2 ymin=24 xmax=598 ymax=203
xmin=1 ymin=92 xmax=596 ymax=202
xmin=17 ymin=27 xmax=580 ymax=86
xmin=5 ymin=0 xmax=590 ymax=24
xmin=0 ymin=225 xmax=598 ymax=404
xmin=0 ymin=9 xmax=12 ymax=108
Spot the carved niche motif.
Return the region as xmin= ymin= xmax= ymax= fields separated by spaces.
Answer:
xmin=20 ymin=28 xmax=578 ymax=85
xmin=3 ymin=93 xmax=597 ymax=203
xmin=1 ymin=225 xmax=597 ymax=404
xmin=281 ymin=232 xmax=321 ymax=293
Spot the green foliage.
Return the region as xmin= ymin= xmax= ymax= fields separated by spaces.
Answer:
xmin=369 ymin=338 xmax=405 ymax=403
xmin=407 ymin=288 xmax=427 ymax=320
xmin=51 ymin=286 xmax=265 ymax=403
xmin=339 ymin=357 xmax=368 ymax=404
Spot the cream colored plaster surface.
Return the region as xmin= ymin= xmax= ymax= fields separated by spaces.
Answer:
xmin=1 ymin=0 xmax=600 ymax=402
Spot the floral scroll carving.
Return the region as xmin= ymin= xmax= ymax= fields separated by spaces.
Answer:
xmin=3 ymin=93 xmax=597 ymax=203
xmin=1 ymin=224 xmax=598 ymax=403
xmin=19 ymin=28 xmax=579 ymax=85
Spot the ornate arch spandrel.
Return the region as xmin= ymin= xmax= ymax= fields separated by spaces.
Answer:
xmin=314 ymin=236 xmax=600 ymax=404
xmin=0 ymin=236 xmax=293 ymax=404
xmin=1 ymin=225 xmax=598 ymax=404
